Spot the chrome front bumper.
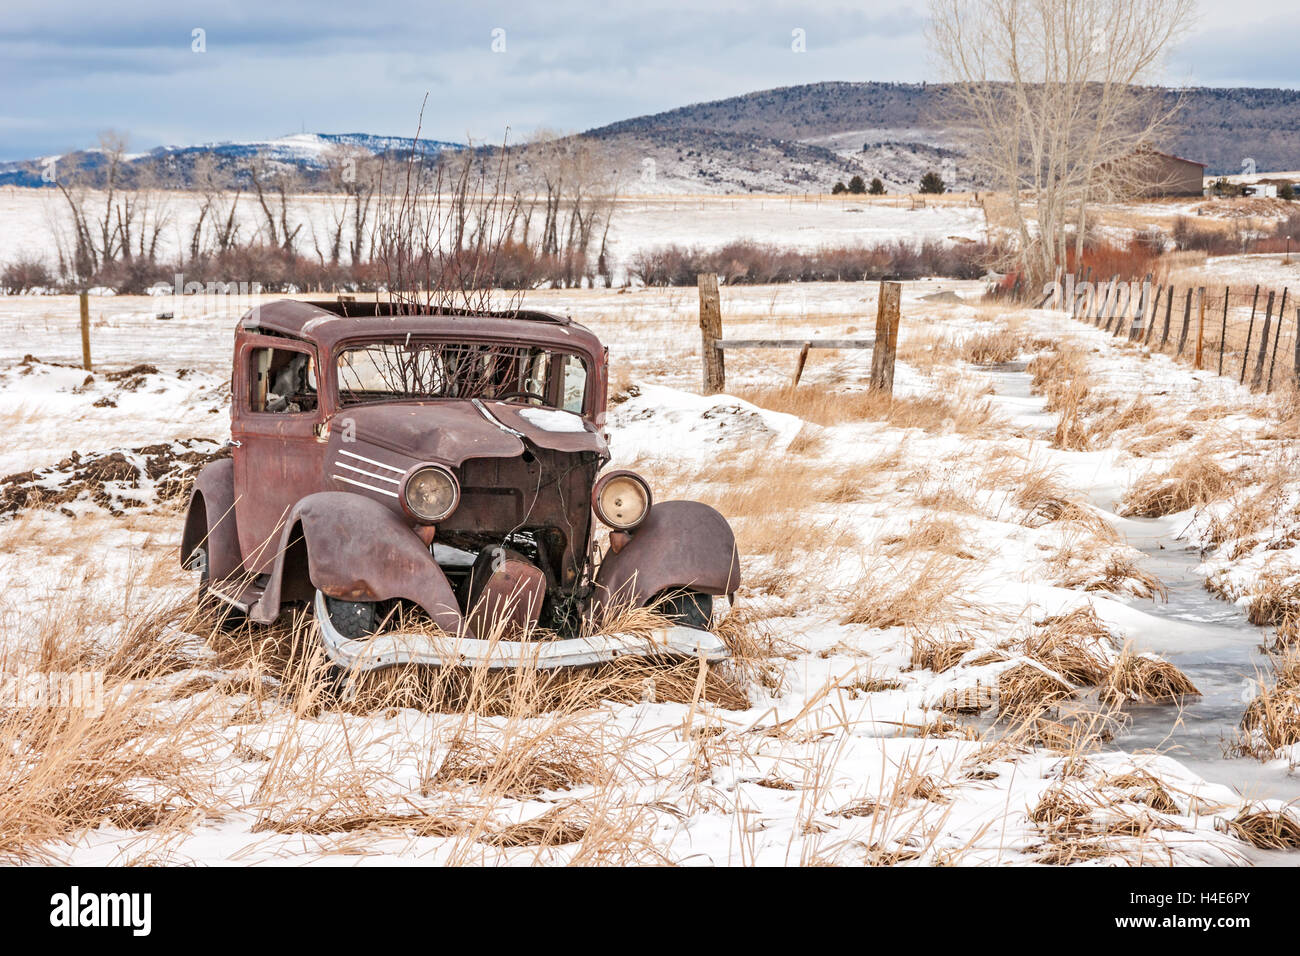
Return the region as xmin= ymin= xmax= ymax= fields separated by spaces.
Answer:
xmin=313 ymin=591 xmax=730 ymax=672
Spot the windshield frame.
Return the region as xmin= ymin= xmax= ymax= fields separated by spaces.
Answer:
xmin=330 ymin=335 xmax=594 ymax=417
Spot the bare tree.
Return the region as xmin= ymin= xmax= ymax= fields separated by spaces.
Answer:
xmin=928 ymin=0 xmax=1195 ymax=284
xmin=247 ymin=154 xmax=303 ymax=253
xmin=373 ymin=103 xmax=523 ymax=314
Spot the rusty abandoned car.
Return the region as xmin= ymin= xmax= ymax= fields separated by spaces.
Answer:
xmin=180 ymin=299 xmax=741 ymax=671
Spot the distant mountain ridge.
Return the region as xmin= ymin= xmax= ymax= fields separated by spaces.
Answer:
xmin=0 ymin=132 xmax=462 ymax=189
xmin=586 ymin=81 xmax=1300 ymax=177
xmin=4 ymin=82 xmax=1298 ymax=194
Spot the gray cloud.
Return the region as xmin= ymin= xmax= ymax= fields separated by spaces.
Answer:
xmin=0 ymin=0 xmax=1291 ymax=161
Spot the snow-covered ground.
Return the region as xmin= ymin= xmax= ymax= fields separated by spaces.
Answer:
xmin=1 ymin=282 xmax=1297 ymax=866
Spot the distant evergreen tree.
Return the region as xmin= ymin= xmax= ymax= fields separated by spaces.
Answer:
xmin=868 ymin=177 xmax=886 ymax=195
xmin=1281 ymin=183 xmax=1295 ymax=202
xmin=919 ymin=171 xmax=946 ymax=194
xmin=831 ymin=181 xmax=848 ymax=194
xmin=847 ymin=175 xmax=867 ymax=194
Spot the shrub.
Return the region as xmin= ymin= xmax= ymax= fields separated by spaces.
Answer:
xmin=1 ymin=257 xmax=54 ymax=293
xmin=920 ymin=171 xmax=946 ymax=194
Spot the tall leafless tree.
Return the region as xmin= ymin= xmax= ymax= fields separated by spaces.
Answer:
xmin=928 ymin=0 xmax=1195 ymax=284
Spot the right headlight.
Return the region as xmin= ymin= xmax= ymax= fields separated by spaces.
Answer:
xmin=592 ymin=470 xmax=652 ymax=530
xmin=403 ymin=464 xmax=460 ymax=523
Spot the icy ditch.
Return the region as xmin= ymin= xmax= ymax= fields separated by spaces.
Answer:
xmin=981 ymin=358 xmax=1300 ymax=806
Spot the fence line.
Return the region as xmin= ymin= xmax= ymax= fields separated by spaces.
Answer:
xmin=1059 ymin=271 xmax=1298 ymax=394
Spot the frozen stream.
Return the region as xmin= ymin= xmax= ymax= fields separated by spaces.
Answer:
xmin=983 ymin=361 xmax=1300 ymax=808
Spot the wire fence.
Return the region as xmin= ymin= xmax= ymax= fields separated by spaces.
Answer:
xmin=1060 ymin=273 xmax=1299 ymax=394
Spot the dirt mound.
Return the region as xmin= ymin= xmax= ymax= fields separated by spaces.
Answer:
xmin=0 ymin=439 xmax=229 ymax=518
xmin=1193 ymin=197 xmax=1294 ymax=221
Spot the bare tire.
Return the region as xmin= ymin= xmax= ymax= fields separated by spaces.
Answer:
xmin=320 ymin=594 xmax=379 ymax=639
xmin=656 ymin=590 xmax=713 ymax=630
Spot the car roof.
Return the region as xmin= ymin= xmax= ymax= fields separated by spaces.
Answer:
xmin=239 ymin=299 xmax=604 ymax=358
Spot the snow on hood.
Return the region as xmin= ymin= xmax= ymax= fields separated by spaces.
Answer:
xmin=517 ymin=407 xmax=587 ymax=433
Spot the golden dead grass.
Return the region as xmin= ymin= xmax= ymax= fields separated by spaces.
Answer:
xmin=1101 ymin=771 xmax=1180 ymax=814
xmin=1046 ymin=537 xmax=1167 ymax=600
xmin=1022 ymin=607 xmax=1119 ymax=686
xmin=998 ymin=662 xmax=1074 ymax=717
xmin=1099 ymin=649 xmax=1200 ymax=706
xmin=1234 ymin=651 xmax=1300 ymax=758
xmin=1120 ymin=456 xmax=1236 ymax=518
xmin=1224 ymin=804 xmax=1300 ymax=849
xmin=1243 ymin=573 xmax=1300 ymax=628
xmin=962 ymin=330 xmax=1028 ymax=365
xmin=1027 ymin=780 xmax=1188 ymax=864
xmin=0 ymin=598 xmax=223 ymax=863
xmin=841 ymin=551 xmax=980 ymax=633
xmin=425 ymin=727 xmax=613 ymax=799
xmin=734 ymin=384 xmax=997 ymax=435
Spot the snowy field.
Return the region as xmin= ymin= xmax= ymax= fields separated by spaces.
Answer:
xmin=0 ymin=187 xmax=989 ymax=284
xmin=3 ymin=279 xmax=1300 ymax=866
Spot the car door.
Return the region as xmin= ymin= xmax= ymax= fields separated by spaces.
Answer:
xmin=231 ymin=335 xmax=324 ymax=574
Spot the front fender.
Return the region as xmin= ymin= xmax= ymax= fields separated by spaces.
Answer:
xmin=249 ymin=491 xmax=467 ymax=636
xmin=593 ymin=500 xmax=741 ymax=612
xmin=180 ymin=458 xmax=241 ymax=583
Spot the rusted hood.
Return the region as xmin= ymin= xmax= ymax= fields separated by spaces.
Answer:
xmin=483 ymin=402 xmax=609 ymax=456
xmin=333 ymin=401 xmax=606 ymax=465
xmin=336 ymin=402 xmax=522 ymax=465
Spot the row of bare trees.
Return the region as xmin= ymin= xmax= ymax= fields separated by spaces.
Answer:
xmin=40 ymin=126 xmax=621 ymax=296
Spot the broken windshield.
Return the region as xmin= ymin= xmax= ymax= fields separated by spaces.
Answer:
xmin=336 ymin=340 xmax=588 ymax=412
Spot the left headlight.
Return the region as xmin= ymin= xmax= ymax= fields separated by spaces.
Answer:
xmin=403 ymin=464 xmax=460 ymax=523
xmin=592 ymin=470 xmax=653 ymax=530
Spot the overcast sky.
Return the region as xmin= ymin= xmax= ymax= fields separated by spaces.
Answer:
xmin=1 ymin=0 xmax=1294 ymax=161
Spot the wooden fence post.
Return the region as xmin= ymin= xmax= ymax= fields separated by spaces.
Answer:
xmin=1293 ymin=307 xmax=1300 ymax=385
xmin=697 ymin=273 xmax=725 ymax=394
xmin=1194 ymin=287 xmax=1206 ymax=369
xmin=791 ymin=342 xmax=811 ymax=386
xmin=1130 ymin=274 xmax=1152 ymax=341
xmin=1251 ymin=290 xmax=1275 ymax=391
xmin=1159 ymin=285 xmax=1174 ymax=350
xmin=1144 ymin=284 xmax=1162 ymax=345
xmin=870 ymin=280 xmax=902 ymax=395
xmin=1241 ymin=285 xmax=1261 ymax=384
xmin=1218 ymin=287 xmax=1230 ymax=376
xmin=1266 ymin=288 xmax=1288 ymax=393
xmin=1176 ymin=288 xmax=1193 ymax=358
xmin=79 ymin=291 xmax=92 ymax=371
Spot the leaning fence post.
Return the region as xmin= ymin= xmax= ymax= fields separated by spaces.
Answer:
xmin=1160 ymin=285 xmax=1174 ymax=350
xmin=1175 ymin=288 xmax=1192 ymax=357
xmin=697 ymin=273 xmax=725 ymax=394
xmin=78 ymin=291 xmax=92 ymax=371
xmin=1293 ymin=307 xmax=1300 ymax=385
xmin=1218 ymin=287 xmax=1230 ymax=376
xmin=1251 ymin=290 xmax=1275 ymax=391
xmin=1130 ymin=273 xmax=1152 ymax=341
xmin=1266 ymin=288 xmax=1288 ymax=393
xmin=1241 ymin=285 xmax=1261 ymax=384
xmin=1194 ymin=287 xmax=1207 ymax=369
xmin=1144 ymin=284 xmax=1162 ymax=345
xmin=792 ymin=342 xmax=811 ymax=387
xmin=870 ymin=280 xmax=902 ymax=395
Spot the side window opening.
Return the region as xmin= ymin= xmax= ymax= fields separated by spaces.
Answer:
xmin=250 ymin=347 xmax=318 ymax=414
xmin=561 ymin=355 xmax=587 ymax=413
